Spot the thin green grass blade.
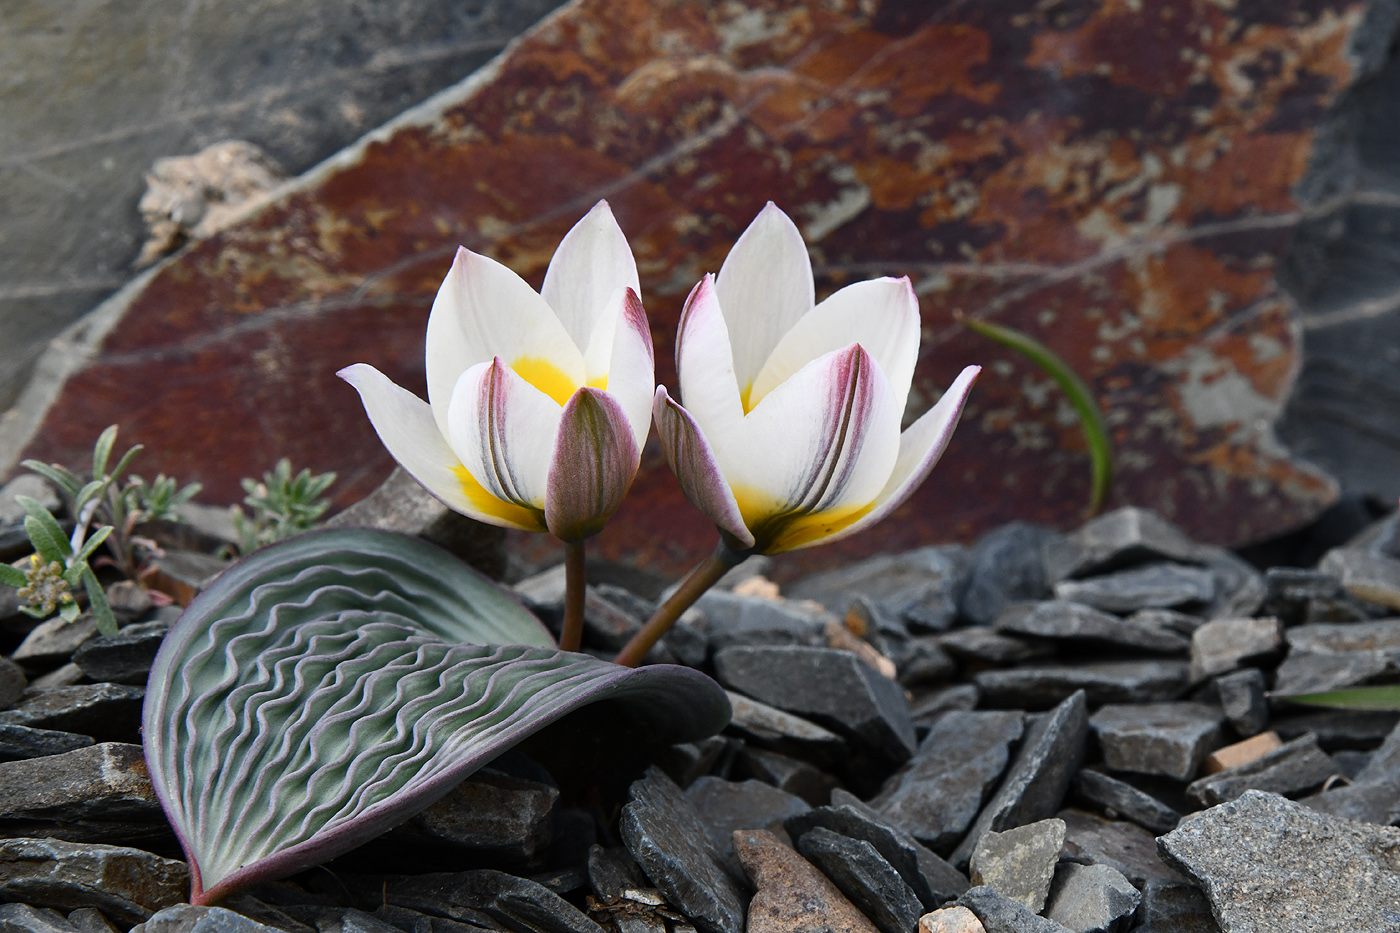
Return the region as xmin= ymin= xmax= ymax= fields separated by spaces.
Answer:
xmin=1276 ymin=685 xmax=1400 ymax=711
xmin=960 ymin=316 xmax=1115 ymax=515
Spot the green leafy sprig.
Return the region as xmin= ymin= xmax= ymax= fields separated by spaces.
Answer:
xmin=230 ymin=458 xmax=337 ymax=554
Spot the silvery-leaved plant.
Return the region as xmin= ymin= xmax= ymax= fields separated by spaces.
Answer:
xmin=617 ymin=203 xmax=980 ymax=664
xmin=341 ymin=201 xmax=653 ymax=650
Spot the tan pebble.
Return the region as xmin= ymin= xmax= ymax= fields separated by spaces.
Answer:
xmin=824 ymin=620 xmax=898 ymax=679
xmin=918 ymin=906 xmax=984 ymax=933
xmin=733 ymin=828 xmax=880 ymax=933
xmin=1201 ymin=731 xmax=1281 ymax=775
xmin=733 ymin=576 xmax=782 ymax=599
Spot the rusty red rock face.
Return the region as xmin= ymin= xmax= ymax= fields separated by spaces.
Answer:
xmin=13 ymin=0 xmax=1355 ymax=579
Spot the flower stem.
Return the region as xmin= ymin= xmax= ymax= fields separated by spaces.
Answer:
xmin=614 ymin=540 xmax=747 ymax=667
xmin=559 ymin=539 xmax=588 ymax=652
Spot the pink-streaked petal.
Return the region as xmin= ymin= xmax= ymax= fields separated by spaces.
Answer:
xmin=445 ymin=358 xmax=562 ymax=515
xmin=722 ymin=345 xmax=901 ymax=546
xmin=652 ymin=387 xmax=755 ymax=548
xmin=426 ymin=247 xmax=584 ymax=435
xmin=747 ymin=277 xmax=921 ymax=411
xmin=675 ymin=275 xmax=744 ymax=436
xmin=545 ymin=389 xmax=640 ymax=542
xmin=597 ymin=287 xmax=656 ymax=450
xmin=813 ymin=365 xmax=981 ymax=548
xmin=542 ymin=201 xmax=640 ymax=351
xmin=714 ymin=202 xmax=815 ymax=396
xmin=337 ymin=364 xmax=543 ymax=532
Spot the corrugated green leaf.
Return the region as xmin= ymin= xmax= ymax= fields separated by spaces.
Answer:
xmin=144 ymin=528 xmax=729 ymax=906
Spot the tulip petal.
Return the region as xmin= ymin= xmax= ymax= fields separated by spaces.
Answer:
xmin=714 ymin=203 xmax=815 ymax=399
xmin=336 ymin=364 xmax=543 ymax=532
xmin=721 ymin=344 xmax=901 ymax=553
xmin=542 ymin=201 xmax=641 ymax=352
xmin=545 ymin=389 xmax=640 ymax=541
xmin=675 ymin=275 xmax=744 ymax=435
xmin=747 ymin=277 xmax=921 ymax=412
xmin=445 ymin=359 xmax=562 ymax=530
xmin=810 ymin=365 xmax=981 ymax=548
xmin=426 ymin=247 xmax=585 ymax=435
xmin=592 ymin=287 xmax=655 ymax=450
xmin=653 ymin=387 xmax=755 ymax=548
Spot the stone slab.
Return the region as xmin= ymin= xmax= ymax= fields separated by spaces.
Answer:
xmin=3 ymin=0 xmax=1366 ymax=579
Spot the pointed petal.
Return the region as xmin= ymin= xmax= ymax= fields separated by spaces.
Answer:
xmin=652 ymin=387 xmax=755 ymax=548
xmin=721 ymin=344 xmax=901 ymax=553
xmin=675 ymin=275 xmax=744 ymax=435
xmin=426 ymin=247 xmax=585 ymax=434
xmin=337 ymin=364 xmax=543 ymax=532
xmin=445 ymin=359 xmax=561 ymax=524
xmin=545 ymin=389 xmax=640 ymax=541
xmin=747 ymin=277 xmax=921 ymax=412
xmin=714 ymin=202 xmax=814 ymax=397
xmin=542 ymin=201 xmax=641 ymax=351
xmin=810 ymin=365 xmax=981 ymax=548
xmin=593 ymin=287 xmax=655 ymax=450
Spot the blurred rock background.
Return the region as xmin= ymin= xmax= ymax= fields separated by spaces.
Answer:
xmin=0 ymin=0 xmax=568 ymax=410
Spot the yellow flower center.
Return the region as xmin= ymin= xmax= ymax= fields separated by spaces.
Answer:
xmin=452 ymin=465 xmax=546 ymax=532
xmin=511 ymin=357 xmax=579 ymax=406
xmin=730 ymin=485 xmax=877 ymax=553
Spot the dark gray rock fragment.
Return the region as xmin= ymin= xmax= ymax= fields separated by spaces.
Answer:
xmin=955 ymin=886 xmax=1073 ymax=933
xmin=732 ymin=746 xmax=840 ymax=806
xmin=213 ymin=896 xmax=313 ymax=933
xmin=974 ymin=662 xmax=1189 ymax=709
xmin=959 ymin=523 xmax=1057 ymax=626
xmin=0 ymin=658 xmax=24 ymax=710
xmin=1044 ymin=508 xmax=1204 ymax=584
xmin=70 ymin=623 xmax=167 ymax=685
xmin=1318 ymin=546 xmax=1400 ymax=611
xmin=1272 ymin=709 xmax=1400 ymax=748
xmin=133 ymin=906 xmax=288 ymax=933
xmin=1303 ymin=720 xmax=1400 ymax=825
xmin=654 ymin=736 xmax=733 ymax=788
xmin=0 ymin=837 xmax=187 ymax=927
xmin=685 ymin=777 xmax=809 ymax=871
xmin=1259 ymin=568 xmax=1345 ymax=624
xmin=1159 ymin=790 xmax=1400 ymax=932
xmin=1043 ymin=863 xmax=1139 ymax=933
xmin=1211 ymin=669 xmax=1268 ymax=737
xmin=0 ymin=742 xmax=167 ymax=843
xmin=788 ymin=791 xmax=969 ymax=907
xmin=692 ymin=592 xmax=829 ymax=653
xmin=1185 ymin=733 xmax=1338 ymax=807
xmin=373 ymin=904 xmax=504 ymax=933
xmin=872 ymin=710 xmax=1025 ymax=853
xmin=619 ymin=767 xmax=746 ymax=933
xmin=938 ymin=629 xmax=1053 ymax=666
xmin=1133 ymin=880 xmax=1219 ymax=933
xmin=1128 ymin=609 xmax=1206 ymax=637
xmin=1272 ymin=619 xmax=1400 ymax=695
xmin=907 ymin=685 xmax=980 ymax=726
xmin=1057 ymin=810 xmax=1185 ymax=888
xmin=67 ymin=907 xmax=122 ymax=933
xmin=993 ymin=601 xmax=1189 ymax=654
xmin=587 ymin=846 xmax=649 ymax=901
xmin=951 ymin=692 xmax=1088 ymax=870
xmin=372 ymin=871 xmax=603 ymax=933
xmin=0 ymin=684 xmax=144 ymax=743
xmin=1088 ymin=703 xmax=1224 ymax=780
xmin=968 ymin=819 xmax=1064 ymax=913
xmin=787 ymin=546 xmax=968 ymax=634
xmin=387 ymin=768 xmax=558 ymax=866
xmin=723 ymin=691 xmax=845 ymax=763
xmin=895 ymin=639 xmax=957 ymax=686
xmin=796 ymin=828 xmax=922 ymax=933
xmin=1188 ymin=618 xmax=1283 ymax=683
xmin=0 ymin=904 xmax=80 ymax=933
xmin=1053 ymin=564 xmax=1215 ymax=614
xmin=714 ymin=646 xmax=915 ymax=765
xmin=11 ymin=614 xmax=100 ymax=667
xmin=1072 ymin=771 xmax=1179 ymax=835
